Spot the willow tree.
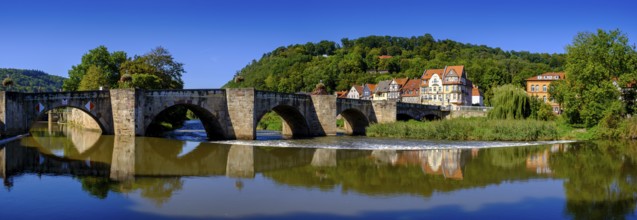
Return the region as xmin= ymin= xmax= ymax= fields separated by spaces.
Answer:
xmin=488 ymin=84 xmax=531 ymax=120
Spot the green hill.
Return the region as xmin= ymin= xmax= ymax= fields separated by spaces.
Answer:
xmin=0 ymin=68 xmax=66 ymax=92
xmin=224 ymin=34 xmax=565 ymax=104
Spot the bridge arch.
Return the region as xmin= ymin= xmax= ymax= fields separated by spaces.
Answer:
xmin=338 ymin=108 xmax=369 ymax=135
xmin=397 ymin=113 xmax=417 ymax=121
xmin=256 ymin=104 xmax=310 ymax=139
xmin=31 ymin=105 xmax=107 ymax=133
xmin=144 ymin=104 xmax=227 ymax=140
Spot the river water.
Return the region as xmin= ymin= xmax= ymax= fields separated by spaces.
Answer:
xmin=1 ymin=121 xmax=637 ymax=219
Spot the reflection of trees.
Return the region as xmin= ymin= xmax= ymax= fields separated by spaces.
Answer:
xmin=116 ymin=178 xmax=184 ymax=207
xmin=550 ymin=141 xmax=637 ymax=219
xmin=79 ymin=176 xmax=114 ymax=199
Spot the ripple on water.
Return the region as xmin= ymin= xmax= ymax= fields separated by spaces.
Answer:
xmin=212 ymin=132 xmax=575 ymax=150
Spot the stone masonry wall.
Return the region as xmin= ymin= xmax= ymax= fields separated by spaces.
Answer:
xmin=110 ymin=89 xmax=138 ymax=136
xmin=311 ymin=95 xmax=337 ymax=136
xmin=66 ymin=108 xmax=102 ymax=131
xmin=226 ymin=88 xmax=255 ymax=140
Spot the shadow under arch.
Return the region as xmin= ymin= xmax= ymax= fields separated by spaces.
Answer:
xmin=256 ymin=104 xmax=310 ymax=139
xmin=423 ymin=114 xmax=441 ymax=121
xmin=30 ymin=106 xmax=106 ymax=134
xmin=338 ymin=108 xmax=370 ymax=135
xmin=145 ymin=104 xmax=226 ymax=140
xmin=397 ymin=113 xmax=417 ymax=121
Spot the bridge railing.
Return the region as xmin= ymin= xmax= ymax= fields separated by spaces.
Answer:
xmin=443 ymin=106 xmax=493 ymax=112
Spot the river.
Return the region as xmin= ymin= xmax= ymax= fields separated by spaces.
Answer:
xmin=1 ymin=121 xmax=636 ymax=219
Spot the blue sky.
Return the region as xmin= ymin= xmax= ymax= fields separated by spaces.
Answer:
xmin=1 ymin=0 xmax=635 ymax=89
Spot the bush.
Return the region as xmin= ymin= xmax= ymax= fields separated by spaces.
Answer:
xmin=367 ymin=117 xmax=558 ymax=141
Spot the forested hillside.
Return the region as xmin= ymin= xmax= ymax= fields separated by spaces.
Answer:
xmin=224 ymin=34 xmax=565 ymax=104
xmin=0 ymin=68 xmax=65 ymax=92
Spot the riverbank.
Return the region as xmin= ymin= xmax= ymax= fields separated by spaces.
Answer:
xmin=367 ymin=118 xmax=558 ymax=141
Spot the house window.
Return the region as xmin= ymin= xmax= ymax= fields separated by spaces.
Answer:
xmin=543 ymin=95 xmax=547 ymax=102
xmin=543 ymin=85 xmax=547 ymax=92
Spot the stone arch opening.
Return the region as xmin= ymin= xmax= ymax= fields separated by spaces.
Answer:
xmin=31 ymin=106 xmax=105 ymax=134
xmin=424 ymin=114 xmax=441 ymax=121
xmin=338 ymin=108 xmax=369 ymax=135
xmin=397 ymin=113 xmax=417 ymax=121
xmin=256 ymin=105 xmax=310 ymax=139
xmin=145 ymin=104 xmax=226 ymax=140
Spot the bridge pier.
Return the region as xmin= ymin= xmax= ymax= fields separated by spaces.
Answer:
xmin=110 ymin=135 xmax=136 ymax=181
xmin=226 ymin=88 xmax=256 ymax=140
xmin=226 ymin=145 xmax=255 ymax=178
xmin=372 ymin=101 xmax=397 ymax=123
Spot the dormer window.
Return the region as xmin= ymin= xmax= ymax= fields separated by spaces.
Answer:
xmin=537 ymin=76 xmax=541 ymax=80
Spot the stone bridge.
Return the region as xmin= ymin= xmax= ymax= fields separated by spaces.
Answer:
xmin=0 ymin=88 xmax=447 ymax=139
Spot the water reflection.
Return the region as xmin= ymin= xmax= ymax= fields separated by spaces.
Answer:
xmin=1 ymin=123 xmax=637 ymax=218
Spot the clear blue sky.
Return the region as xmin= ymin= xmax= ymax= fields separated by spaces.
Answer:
xmin=1 ymin=0 xmax=635 ymax=89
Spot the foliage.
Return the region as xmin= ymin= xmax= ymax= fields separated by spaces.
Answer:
xmin=120 ymin=47 xmax=185 ymax=89
xmin=224 ymin=34 xmax=564 ymax=101
xmin=552 ymin=29 xmax=637 ymax=127
xmin=366 ymin=117 xmax=558 ymax=141
xmin=2 ymin=77 xmax=14 ymax=87
xmin=63 ymin=46 xmax=127 ymax=91
xmin=78 ymin=65 xmax=110 ymax=91
xmin=257 ymin=111 xmax=282 ymax=131
xmin=488 ymin=84 xmax=531 ymax=120
xmin=0 ymin=68 xmax=65 ymax=92
xmin=65 ymin=46 xmax=185 ymax=91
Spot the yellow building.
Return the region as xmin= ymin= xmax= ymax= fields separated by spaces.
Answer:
xmin=525 ymin=72 xmax=565 ymax=114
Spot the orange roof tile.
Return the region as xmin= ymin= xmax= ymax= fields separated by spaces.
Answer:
xmin=401 ymin=79 xmax=422 ymax=97
xmin=353 ymin=85 xmax=363 ymax=95
xmin=472 ymin=85 xmax=481 ymax=96
xmin=394 ymin=78 xmax=409 ymax=86
xmin=366 ymin=83 xmax=376 ymax=91
xmin=378 ymin=55 xmax=393 ymax=59
xmin=526 ymin=72 xmax=565 ymax=81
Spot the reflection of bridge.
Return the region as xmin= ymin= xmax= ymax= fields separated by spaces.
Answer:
xmin=0 ymin=135 xmax=370 ymax=184
xmin=0 ymin=89 xmax=446 ymax=139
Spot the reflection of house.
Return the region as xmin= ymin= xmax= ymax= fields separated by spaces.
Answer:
xmin=526 ymin=150 xmax=552 ymax=174
xmin=525 ymin=72 xmax=565 ymax=114
xmin=418 ymin=149 xmax=466 ymax=180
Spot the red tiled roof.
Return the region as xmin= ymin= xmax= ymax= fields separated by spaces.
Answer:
xmin=472 ymin=85 xmax=481 ymax=96
xmin=394 ymin=78 xmax=409 ymax=86
xmin=336 ymin=91 xmax=348 ymax=98
xmin=526 ymin=72 xmax=565 ymax=81
xmin=378 ymin=55 xmax=393 ymax=59
xmin=354 ymin=85 xmax=363 ymax=95
xmin=401 ymin=79 xmax=422 ymax=97
xmin=366 ymin=83 xmax=376 ymax=91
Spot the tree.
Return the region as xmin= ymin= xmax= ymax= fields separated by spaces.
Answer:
xmin=488 ymin=84 xmax=531 ymax=120
xmin=144 ymin=47 xmax=185 ymax=89
xmin=555 ymin=29 xmax=637 ymax=127
xmin=78 ymin=65 xmax=110 ymax=91
xmin=63 ymin=46 xmax=127 ymax=91
xmin=118 ymin=47 xmax=186 ymax=90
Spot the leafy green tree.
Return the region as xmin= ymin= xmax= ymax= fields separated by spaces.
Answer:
xmin=555 ymin=29 xmax=637 ymax=127
xmin=488 ymin=84 xmax=531 ymax=120
xmin=78 ymin=65 xmax=110 ymax=91
xmin=63 ymin=46 xmax=127 ymax=91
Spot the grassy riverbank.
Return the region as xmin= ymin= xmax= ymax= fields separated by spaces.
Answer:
xmin=367 ymin=117 xmax=559 ymax=141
